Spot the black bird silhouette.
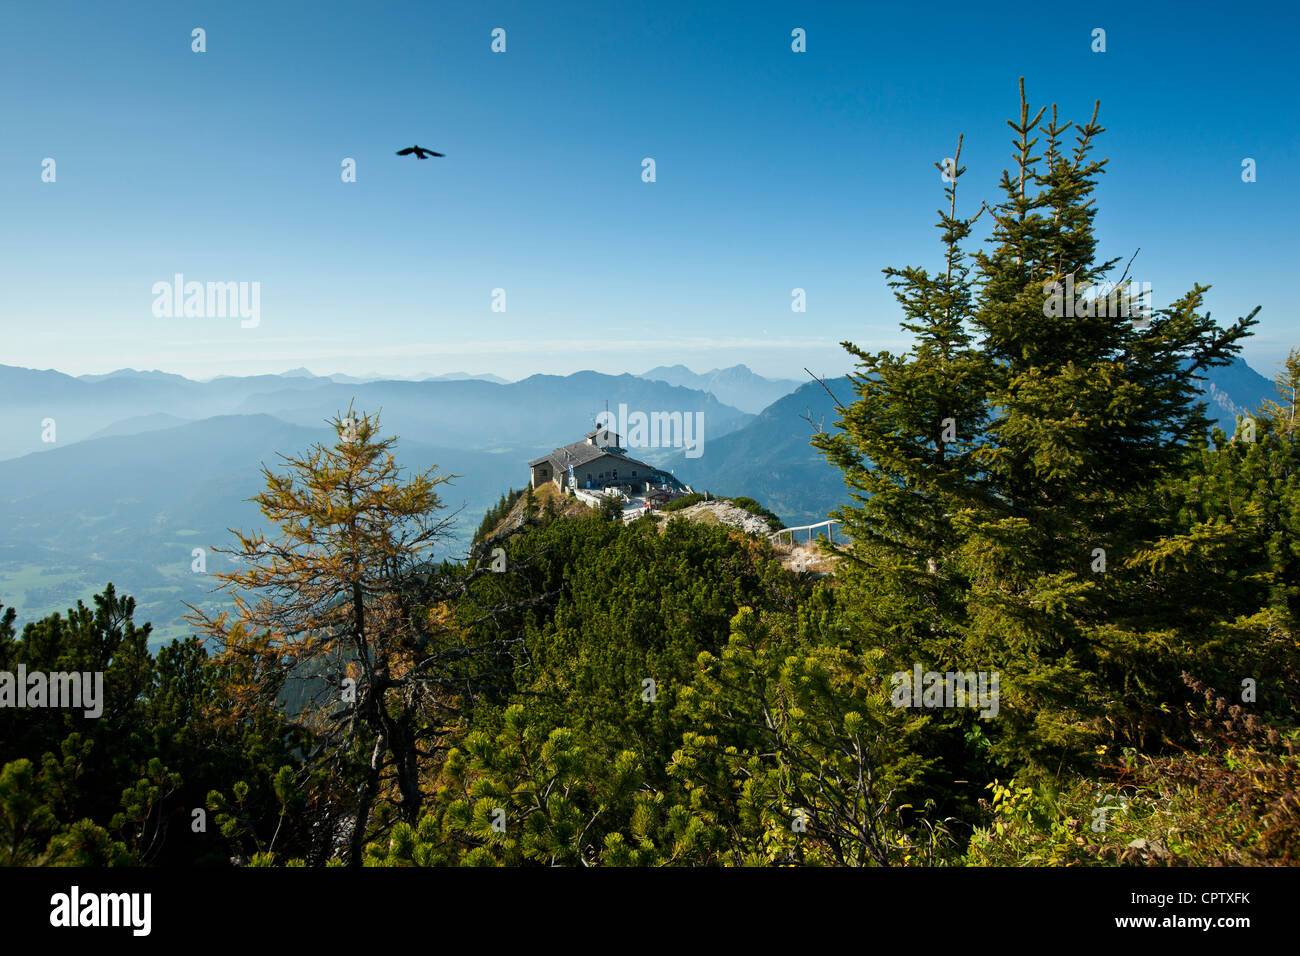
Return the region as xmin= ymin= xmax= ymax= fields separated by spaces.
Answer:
xmin=396 ymin=146 xmax=445 ymax=160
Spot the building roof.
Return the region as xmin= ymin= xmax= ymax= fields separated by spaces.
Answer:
xmin=530 ymin=438 xmax=655 ymax=474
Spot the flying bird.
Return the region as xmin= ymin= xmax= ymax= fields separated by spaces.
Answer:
xmin=396 ymin=146 xmax=445 ymax=160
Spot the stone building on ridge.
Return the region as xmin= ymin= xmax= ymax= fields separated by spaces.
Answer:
xmin=528 ymin=428 xmax=687 ymax=497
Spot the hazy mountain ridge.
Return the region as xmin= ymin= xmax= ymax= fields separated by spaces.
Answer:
xmin=0 ymin=365 xmax=755 ymax=643
xmin=221 ymin=371 xmax=753 ymax=454
xmin=86 ymin=412 xmax=192 ymax=440
xmin=674 ymin=357 xmax=1280 ymax=528
xmin=0 ymin=366 xmax=750 ymax=460
xmin=0 ymin=414 xmax=521 ymax=646
xmin=1 ymin=365 xmax=336 ymax=458
xmin=639 ymin=364 xmax=801 ymax=414
xmin=1198 ymin=357 xmax=1277 ymax=430
xmin=674 ymin=375 xmax=854 ymax=527
xmin=0 ymin=356 xmax=1279 ymax=647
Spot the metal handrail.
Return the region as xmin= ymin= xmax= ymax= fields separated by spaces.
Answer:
xmin=769 ymin=519 xmax=840 ymax=546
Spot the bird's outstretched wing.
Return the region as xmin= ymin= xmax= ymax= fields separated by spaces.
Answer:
xmin=396 ymin=147 xmax=416 ymax=156
xmin=424 ymin=150 xmax=445 ymax=157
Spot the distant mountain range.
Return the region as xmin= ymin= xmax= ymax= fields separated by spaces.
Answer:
xmin=76 ymin=369 xmax=193 ymax=385
xmin=419 ymin=371 xmax=512 ymax=384
xmin=86 ymin=367 xmax=513 ymax=386
xmin=283 ymin=369 xmax=513 ymax=385
xmin=0 ymin=366 xmax=752 ymax=461
xmin=641 ymin=364 xmax=801 ymax=414
xmin=0 ymin=365 xmax=755 ymax=643
xmin=1199 ymin=357 xmax=1280 ymax=431
xmin=0 ymin=414 xmax=521 ymax=646
xmin=85 ymin=412 xmax=192 ymax=440
xmin=674 ymin=376 xmax=853 ymax=526
xmin=675 ymin=356 xmax=1280 ymax=528
xmin=0 ymin=356 xmax=1279 ymax=646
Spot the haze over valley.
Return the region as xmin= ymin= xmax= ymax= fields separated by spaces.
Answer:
xmin=0 ymin=357 xmax=1276 ymax=645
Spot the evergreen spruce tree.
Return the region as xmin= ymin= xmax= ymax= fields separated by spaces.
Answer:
xmin=812 ymin=133 xmax=989 ymax=671
xmin=818 ymin=81 xmax=1259 ymax=777
xmin=1260 ymin=348 xmax=1300 ymax=438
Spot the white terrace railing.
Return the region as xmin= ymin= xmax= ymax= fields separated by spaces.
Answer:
xmin=769 ymin=519 xmax=840 ymax=546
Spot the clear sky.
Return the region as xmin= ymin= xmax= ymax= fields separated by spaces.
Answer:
xmin=2 ymin=0 xmax=1295 ymax=382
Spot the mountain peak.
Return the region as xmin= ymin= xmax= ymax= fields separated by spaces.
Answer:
xmin=638 ymin=364 xmax=801 ymax=414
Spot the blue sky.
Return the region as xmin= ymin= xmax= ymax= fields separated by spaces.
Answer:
xmin=2 ymin=0 xmax=1295 ymax=382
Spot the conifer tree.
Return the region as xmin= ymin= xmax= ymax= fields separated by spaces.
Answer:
xmin=672 ymin=607 xmax=942 ymax=866
xmin=960 ymin=83 xmax=1257 ymax=766
xmin=189 ymin=407 xmax=529 ymax=865
xmin=818 ymin=81 xmax=1260 ymax=774
xmin=812 ymin=133 xmax=990 ymax=706
xmin=1260 ymin=348 xmax=1300 ymax=437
